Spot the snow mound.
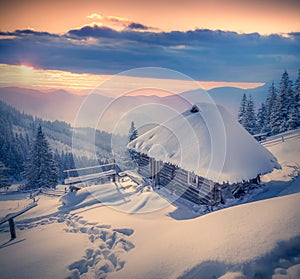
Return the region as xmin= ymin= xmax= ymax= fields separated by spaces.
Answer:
xmin=128 ymin=103 xmax=280 ymax=183
xmin=60 ymin=183 xmax=172 ymax=214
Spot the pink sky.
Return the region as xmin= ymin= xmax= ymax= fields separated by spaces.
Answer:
xmin=1 ymin=0 xmax=299 ymax=34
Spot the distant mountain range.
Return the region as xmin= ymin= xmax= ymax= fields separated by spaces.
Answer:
xmin=0 ymin=84 xmax=269 ymax=134
xmin=208 ymin=84 xmax=269 ymax=114
xmin=0 ymin=87 xmax=112 ymax=124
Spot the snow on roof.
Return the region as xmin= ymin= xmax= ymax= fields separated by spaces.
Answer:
xmin=128 ymin=103 xmax=280 ymax=183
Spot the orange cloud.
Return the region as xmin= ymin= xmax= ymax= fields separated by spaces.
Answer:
xmin=106 ymin=15 xmax=132 ymax=24
xmin=84 ymin=13 xmax=130 ymax=30
xmin=87 ymin=13 xmax=102 ymax=20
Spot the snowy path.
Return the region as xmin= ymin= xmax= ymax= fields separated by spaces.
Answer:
xmin=0 ymin=194 xmax=135 ymax=279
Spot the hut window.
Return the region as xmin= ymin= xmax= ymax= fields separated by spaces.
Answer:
xmin=188 ymin=171 xmax=198 ymax=187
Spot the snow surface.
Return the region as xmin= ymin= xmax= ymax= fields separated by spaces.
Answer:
xmin=61 ymin=181 xmax=171 ymax=214
xmin=0 ymin=130 xmax=300 ymax=279
xmin=128 ymin=103 xmax=280 ymax=183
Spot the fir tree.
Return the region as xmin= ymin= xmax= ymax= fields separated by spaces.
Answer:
xmin=274 ymin=70 xmax=294 ymax=133
xmin=256 ymin=103 xmax=267 ymax=133
xmin=238 ymin=93 xmax=247 ymax=127
xmin=271 ymin=94 xmax=282 ymax=134
xmin=24 ymin=125 xmax=58 ymax=189
xmin=287 ymin=104 xmax=300 ymax=131
xmin=54 ymin=149 xmax=64 ymax=181
xmin=244 ymin=94 xmax=257 ymax=135
xmin=265 ymin=82 xmax=277 ymax=133
xmin=286 ymin=69 xmax=300 ymax=131
xmin=128 ymin=121 xmax=139 ymax=161
xmin=128 ymin=121 xmax=138 ymax=142
xmin=286 ymin=77 xmax=296 ymax=131
xmin=294 ymin=69 xmax=300 ymax=114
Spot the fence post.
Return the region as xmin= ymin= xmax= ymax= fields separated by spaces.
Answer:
xmin=8 ymin=218 xmax=16 ymax=239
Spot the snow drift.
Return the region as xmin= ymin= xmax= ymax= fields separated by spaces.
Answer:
xmin=128 ymin=103 xmax=280 ymax=183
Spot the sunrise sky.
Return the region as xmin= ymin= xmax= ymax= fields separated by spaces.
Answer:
xmin=1 ymin=0 xmax=300 ymax=34
xmin=0 ymin=0 xmax=299 ymax=95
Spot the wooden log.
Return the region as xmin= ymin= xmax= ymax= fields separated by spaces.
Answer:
xmin=8 ymin=218 xmax=16 ymax=239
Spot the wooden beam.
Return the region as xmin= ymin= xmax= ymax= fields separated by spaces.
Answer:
xmin=63 ymin=163 xmax=115 ymax=173
xmin=64 ymin=169 xmax=116 ymax=185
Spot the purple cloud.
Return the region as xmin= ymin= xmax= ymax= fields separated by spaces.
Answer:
xmin=127 ymin=22 xmax=150 ymax=30
xmin=0 ymin=27 xmax=299 ymax=82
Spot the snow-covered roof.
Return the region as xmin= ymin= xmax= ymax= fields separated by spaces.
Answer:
xmin=127 ymin=103 xmax=280 ymax=183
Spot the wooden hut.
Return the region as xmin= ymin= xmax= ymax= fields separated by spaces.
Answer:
xmin=128 ymin=103 xmax=280 ymax=205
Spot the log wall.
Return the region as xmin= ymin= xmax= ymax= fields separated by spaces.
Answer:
xmin=136 ymin=153 xmax=219 ymax=205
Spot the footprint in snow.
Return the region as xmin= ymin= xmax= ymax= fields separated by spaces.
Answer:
xmin=0 ymin=210 xmax=135 ymax=279
xmin=63 ymin=215 xmax=134 ymax=278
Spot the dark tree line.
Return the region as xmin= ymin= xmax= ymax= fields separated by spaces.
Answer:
xmin=238 ymin=70 xmax=300 ymax=135
xmin=0 ymin=161 xmax=10 ymax=188
xmin=0 ymin=100 xmax=118 ymax=187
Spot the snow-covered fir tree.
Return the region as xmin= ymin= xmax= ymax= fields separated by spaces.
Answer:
xmin=243 ymin=94 xmax=257 ymax=135
xmin=238 ymin=70 xmax=299 ymax=136
xmin=273 ymin=70 xmax=294 ymax=133
xmin=270 ymin=93 xmax=283 ymax=134
xmin=265 ymin=82 xmax=277 ymax=133
xmin=24 ymin=125 xmax=58 ymax=189
xmin=285 ymin=73 xmax=297 ymax=132
xmin=287 ymin=70 xmax=300 ymax=131
xmin=128 ymin=121 xmax=139 ymax=161
xmin=238 ymin=93 xmax=247 ymax=127
xmin=287 ymin=104 xmax=300 ymax=131
xmin=256 ymin=103 xmax=267 ymax=133
xmin=294 ymin=69 xmax=300 ymax=114
xmin=128 ymin=121 xmax=138 ymax=142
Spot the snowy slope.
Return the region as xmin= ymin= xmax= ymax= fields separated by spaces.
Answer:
xmin=0 ymin=130 xmax=299 ymax=279
xmin=112 ymin=193 xmax=300 ymax=279
xmin=128 ymin=103 xmax=280 ymax=183
xmin=1 ymin=188 xmax=299 ymax=279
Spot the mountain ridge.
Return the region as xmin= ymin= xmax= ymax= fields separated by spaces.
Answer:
xmin=0 ymin=85 xmax=269 ymax=133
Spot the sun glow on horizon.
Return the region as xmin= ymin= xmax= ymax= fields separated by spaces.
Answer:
xmin=0 ymin=64 xmax=265 ymax=97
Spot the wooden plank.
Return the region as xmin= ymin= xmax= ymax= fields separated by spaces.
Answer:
xmin=63 ymin=163 xmax=115 ymax=173
xmin=64 ymin=169 xmax=116 ymax=185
